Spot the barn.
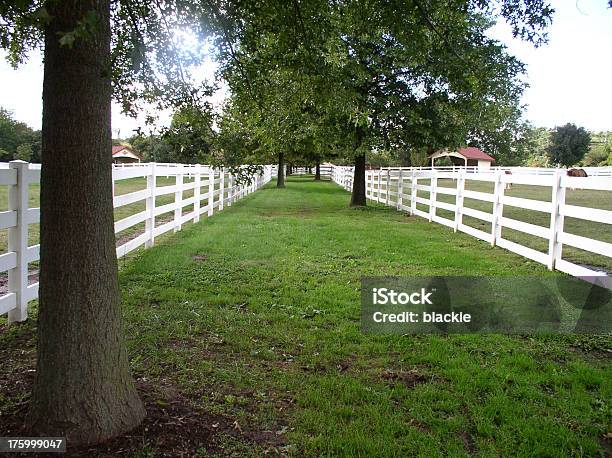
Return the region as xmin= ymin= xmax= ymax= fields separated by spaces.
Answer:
xmin=429 ymin=147 xmax=495 ymax=170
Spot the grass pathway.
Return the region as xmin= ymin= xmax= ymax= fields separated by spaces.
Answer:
xmin=1 ymin=176 xmax=610 ymax=456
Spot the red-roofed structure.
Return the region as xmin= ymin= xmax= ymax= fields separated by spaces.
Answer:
xmin=112 ymin=145 xmax=142 ymax=163
xmin=429 ymin=147 xmax=495 ymax=169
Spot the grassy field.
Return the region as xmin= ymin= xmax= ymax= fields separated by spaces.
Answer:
xmin=385 ymin=178 xmax=612 ymax=272
xmin=1 ymin=176 xmax=610 ymax=456
xmin=1 ymin=174 xmax=609 ymax=273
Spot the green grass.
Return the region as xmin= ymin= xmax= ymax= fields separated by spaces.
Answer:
xmin=1 ymin=176 xmax=610 ymax=456
xmin=384 ymin=178 xmax=612 ymax=272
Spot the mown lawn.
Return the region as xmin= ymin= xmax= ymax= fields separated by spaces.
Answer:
xmin=387 ymin=177 xmax=612 ymax=272
xmin=1 ymin=176 xmax=610 ymax=456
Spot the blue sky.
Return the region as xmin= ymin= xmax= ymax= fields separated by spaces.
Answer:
xmin=0 ymin=0 xmax=610 ymax=135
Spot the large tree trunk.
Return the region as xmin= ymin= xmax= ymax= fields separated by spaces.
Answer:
xmin=350 ymin=126 xmax=366 ymax=206
xmin=315 ymin=163 xmax=321 ymax=180
xmin=29 ymin=0 xmax=145 ymax=445
xmin=276 ymin=152 xmax=285 ymax=188
xmin=350 ymin=154 xmax=367 ymax=206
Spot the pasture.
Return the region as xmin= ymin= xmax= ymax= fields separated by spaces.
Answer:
xmin=1 ymin=176 xmax=609 ymax=274
xmin=380 ymin=177 xmax=612 ymax=273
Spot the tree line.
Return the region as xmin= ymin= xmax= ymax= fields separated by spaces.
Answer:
xmin=0 ymin=107 xmax=41 ymax=162
xmin=3 ymin=103 xmax=609 ymax=170
xmin=120 ymin=121 xmax=612 ymax=169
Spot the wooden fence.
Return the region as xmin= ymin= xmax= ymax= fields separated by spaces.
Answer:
xmin=1 ymin=161 xmax=273 ymax=323
xmin=332 ymin=165 xmax=611 ymax=279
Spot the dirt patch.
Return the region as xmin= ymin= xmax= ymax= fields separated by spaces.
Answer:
xmin=461 ymin=431 xmax=477 ymax=454
xmin=601 ymin=432 xmax=612 ymax=457
xmin=0 ymin=376 xmax=290 ymax=457
xmin=192 ymin=253 xmax=208 ymax=262
xmin=0 ymin=327 xmax=290 ymax=457
xmin=380 ymin=369 xmax=429 ymax=388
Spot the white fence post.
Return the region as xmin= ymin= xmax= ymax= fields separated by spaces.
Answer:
xmin=429 ymin=171 xmax=437 ymax=222
xmin=145 ymin=162 xmax=156 ymax=248
xmin=194 ymin=164 xmax=201 ymax=223
xmin=174 ymin=165 xmax=183 ymax=232
xmin=208 ymin=166 xmax=215 ymax=216
xmin=370 ymin=169 xmax=375 ymax=200
xmin=410 ymin=170 xmax=417 ymax=216
xmin=397 ymin=170 xmax=403 ymax=210
xmin=454 ymin=169 xmax=465 ymax=233
xmin=491 ymin=169 xmax=504 ymax=246
xmin=386 ymin=170 xmax=390 ymax=206
xmin=547 ymin=169 xmax=565 ymax=270
xmin=227 ymin=172 xmax=233 ymax=206
xmin=377 ymin=170 xmax=382 ymax=202
xmin=8 ymin=160 xmax=29 ymax=323
xmin=219 ymin=167 xmax=225 ymax=211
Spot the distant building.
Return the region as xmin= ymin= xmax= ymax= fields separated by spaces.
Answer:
xmin=429 ymin=147 xmax=495 ymax=170
xmin=112 ymin=145 xmax=142 ymax=164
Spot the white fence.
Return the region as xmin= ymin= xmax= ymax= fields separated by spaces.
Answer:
xmin=379 ymin=165 xmax=612 ymax=177
xmin=281 ymin=164 xmax=333 ymax=177
xmin=332 ymin=165 xmax=611 ymax=279
xmin=1 ymin=161 xmax=273 ymax=323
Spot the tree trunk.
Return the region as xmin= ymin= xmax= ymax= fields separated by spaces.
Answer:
xmin=315 ymin=163 xmax=321 ymax=180
xmin=276 ymin=152 xmax=285 ymax=188
xmin=350 ymin=126 xmax=366 ymax=206
xmin=29 ymin=0 xmax=145 ymax=445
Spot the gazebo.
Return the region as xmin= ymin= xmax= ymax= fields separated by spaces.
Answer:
xmin=428 ymin=147 xmax=495 ymax=170
xmin=112 ymin=145 xmax=142 ymax=164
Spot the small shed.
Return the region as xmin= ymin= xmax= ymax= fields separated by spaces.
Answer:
xmin=429 ymin=147 xmax=495 ymax=170
xmin=112 ymin=145 xmax=142 ymax=164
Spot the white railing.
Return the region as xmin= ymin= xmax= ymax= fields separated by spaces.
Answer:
xmin=272 ymin=164 xmax=333 ymax=178
xmin=331 ymin=165 xmax=611 ymax=279
xmin=0 ymin=161 xmax=273 ymax=323
xmin=379 ymin=165 xmax=612 ymax=177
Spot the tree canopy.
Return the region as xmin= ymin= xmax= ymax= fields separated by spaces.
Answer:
xmin=210 ymin=0 xmax=554 ymax=198
xmin=547 ymin=123 xmax=591 ymax=167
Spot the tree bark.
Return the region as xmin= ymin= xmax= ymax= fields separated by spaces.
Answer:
xmin=350 ymin=126 xmax=366 ymax=206
xmin=315 ymin=163 xmax=321 ymax=180
xmin=276 ymin=151 xmax=285 ymax=188
xmin=29 ymin=0 xmax=145 ymax=444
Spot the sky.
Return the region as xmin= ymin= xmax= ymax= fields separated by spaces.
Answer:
xmin=0 ymin=0 xmax=611 ymax=135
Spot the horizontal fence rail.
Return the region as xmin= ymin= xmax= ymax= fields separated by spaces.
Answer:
xmin=331 ymin=165 xmax=611 ymax=280
xmin=379 ymin=165 xmax=612 ymax=177
xmin=1 ymin=161 xmax=273 ymax=323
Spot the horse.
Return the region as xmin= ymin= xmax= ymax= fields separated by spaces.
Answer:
xmin=567 ymin=168 xmax=587 ymax=191
xmin=567 ymin=168 xmax=588 ymax=177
